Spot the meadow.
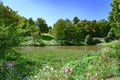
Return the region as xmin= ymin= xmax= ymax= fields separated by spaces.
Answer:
xmin=20 ymin=40 xmax=120 ymax=80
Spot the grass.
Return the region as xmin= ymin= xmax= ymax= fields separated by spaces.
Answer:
xmin=21 ymin=49 xmax=93 ymax=70
xmin=21 ymin=49 xmax=99 ymax=80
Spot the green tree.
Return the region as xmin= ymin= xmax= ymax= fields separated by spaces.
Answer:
xmin=48 ymin=26 xmax=52 ymax=34
xmin=27 ymin=18 xmax=39 ymax=45
xmin=53 ymin=19 xmax=66 ymax=41
xmin=76 ymin=20 xmax=87 ymax=39
xmin=0 ymin=4 xmax=19 ymax=26
xmin=0 ymin=2 xmax=22 ymax=55
xmin=73 ymin=16 xmax=80 ymax=24
xmin=0 ymin=22 xmax=22 ymax=55
xmin=36 ymin=18 xmax=49 ymax=34
xmin=108 ymin=0 xmax=120 ymax=38
xmin=97 ymin=19 xmax=111 ymax=37
xmin=63 ymin=22 xmax=82 ymax=45
xmin=53 ymin=19 xmax=82 ymax=45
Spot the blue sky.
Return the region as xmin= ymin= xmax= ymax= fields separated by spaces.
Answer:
xmin=3 ymin=0 xmax=112 ymax=26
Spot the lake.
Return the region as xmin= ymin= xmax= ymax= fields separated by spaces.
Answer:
xmin=21 ymin=45 xmax=102 ymax=52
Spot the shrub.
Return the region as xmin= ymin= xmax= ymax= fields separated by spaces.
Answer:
xmin=104 ymin=31 xmax=116 ymax=42
xmin=41 ymin=34 xmax=54 ymax=41
xmin=93 ymin=38 xmax=101 ymax=44
xmin=84 ymin=35 xmax=94 ymax=45
xmin=0 ymin=55 xmax=36 ymax=80
xmin=0 ymin=23 xmax=22 ymax=55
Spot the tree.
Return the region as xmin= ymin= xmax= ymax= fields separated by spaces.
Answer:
xmin=73 ymin=16 xmax=80 ymax=24
xmin=53 ymin=19 xmax=82 ymax=45
xmin=48 ymin=26 xmax=52 ymax=34
xmin=0 ymin=2 xmax=22 ymax=55
xmin=0 ymin=4 xmax=19 ymax=26
xmin=97 ymin=19 xmax=111 ymax=37
xmin=53 ymin=19 xmax=66 ymax=41
xmin=27 ymin=18 xmax=39 ymax=45
xmin=36 ymin=18 xmax=49 ymax=34
xmin=0 ymin=22 xmax=22 ymax=55
xmin=108 ymin=0 xmax=120 ymax=38
xmin=63 ymin=22 xmax=82 ymax=45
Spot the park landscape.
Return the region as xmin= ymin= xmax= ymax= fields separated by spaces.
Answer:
xmin=0 ymin=0 xmax=120 ymax=80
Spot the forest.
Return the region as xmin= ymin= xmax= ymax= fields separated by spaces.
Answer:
xmin=0 ymin=0 xmax=120 ymax=80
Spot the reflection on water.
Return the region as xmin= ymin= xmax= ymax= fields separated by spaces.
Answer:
xmin=21 ymin=46 xmax=102 ymax=52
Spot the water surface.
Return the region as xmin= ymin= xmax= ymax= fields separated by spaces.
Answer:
xmin=21 ymin=46 xmax=102 ymax=52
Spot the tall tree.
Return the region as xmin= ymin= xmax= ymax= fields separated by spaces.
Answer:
xmin=73 ymin=16 xmax=80 ymax=24
xmin=36 ymin=18 xmax=49 ymax=34
xmin=0 ymin=2 xmax=22 ymax=54
xmin=53 ymin=19 xmax=66 ymax=41
xmin=53 ymin=19 xmax=82 ymax=45
xmin=97 ymin=19 xmax=111 ymax=37
xmin=108 ymin=0 xmax=120 ymax=38
xmin=27 ymin=18 xmax=39 ymax=45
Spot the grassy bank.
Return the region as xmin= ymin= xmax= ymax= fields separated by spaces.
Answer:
xmin=20 ymin=34 xmax=60 ymax=46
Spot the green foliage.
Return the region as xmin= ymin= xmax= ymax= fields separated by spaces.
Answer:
xmin=53 ymin=19 xmax=82 ymax=45
xmin=84 ymin=35 xmax=94 ymax=45
xmin=104 ymin=31 xmax=116 ymax=42
xmin=76 ymin=19 xmax=110 ymax=39
xmin=0 ymin=3 xmax=19 ymax=26
xmin=53 ymin=18 xmax=110 ymax=45
xmin=93 ymin=38 xmax=101 ymax=44
xmin=27 ymin=18 xmax=40 ymax=45
xmin=0 ymin=55 xmax=36 ymax=80
xmin=111 ymin=23 xmax=120 ymax=38
xmin=102 ymin=41 xmax=120 ymax=60
xmin=97 ymin=19 xmax=111 ymax=37
xmin=41 ymin=34 xmax=54 ymax=41
xmin=52 ymin=19 xmax=66 ymax=41
xmin=108 ymin=0 xmax=120 ymax=38
xmin=73 ymin=16 xmax=80 ymax=24
xmin=0 ymin=23 xmax=22 ymax=54
xmin=59 ymin=41 xmax=120 ymax=79
xmin=36 ymin=18 xmax=49 ymax=34
xmin=8 ymin=40 xmax=118 ymax=80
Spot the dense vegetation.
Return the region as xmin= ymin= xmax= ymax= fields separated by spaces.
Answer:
xmin=108 ymin=0 xmax=120 ymax=38
xmin=0 ymin=0 xmax=120 ymax=80
xmin=52 ymin=18 xmax=111 ymax=45
xmin=1 ymin=0 xmax=119 ymax=46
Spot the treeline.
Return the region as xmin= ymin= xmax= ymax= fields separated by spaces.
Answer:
xmin=52 ymin=17 xmax=111 ymax=45
xmin=0 ymin=0 xmax=119 ymax=47
xmin=52 ymin=0 xmax=120 ymax=45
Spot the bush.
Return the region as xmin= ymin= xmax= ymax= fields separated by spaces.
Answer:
xmin=41 ymin=34 xmax=54 ymax=41
xmin=0 ymin=55 xmax=36 ymax=80
xmin=0 ymin=23 xmax=22 ymax=54
xmin=84 ymin=35 xmax=94 ymax=45
xmin=105 ymin=31 xmax=116 ymax=42
xmin=93 ymin=38 xmax=101 ymax=44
